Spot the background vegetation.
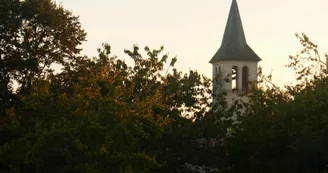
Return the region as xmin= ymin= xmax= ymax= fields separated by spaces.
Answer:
xmin=1 ymin=0 xmax=328 ymax=172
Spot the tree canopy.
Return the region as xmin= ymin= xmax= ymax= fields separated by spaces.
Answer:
xmin=1 ymin=1 xmax=328 ymax=173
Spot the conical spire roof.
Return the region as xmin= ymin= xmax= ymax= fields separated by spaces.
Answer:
xmin=210 ymin=0 xmax=261 ymax=63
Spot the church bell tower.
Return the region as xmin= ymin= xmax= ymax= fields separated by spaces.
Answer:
xmin=210 ymin=0 xmax=261 ymax=106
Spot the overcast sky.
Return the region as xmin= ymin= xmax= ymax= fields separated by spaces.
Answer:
xmin=55 ymin=0 xmax=328 ymax=86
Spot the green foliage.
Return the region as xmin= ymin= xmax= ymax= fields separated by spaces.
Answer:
xmin=0 ymin=4 xmax=215 ymax=170
xmin=2 ymin=1 xmax=328 ymax=173
xmin=221 ymin=33 xmax=328 ymax=173
xmin=0 ymin=0 xmax=86 ymax=97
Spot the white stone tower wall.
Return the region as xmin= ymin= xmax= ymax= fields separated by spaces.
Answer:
xmin=212 ymin=61 xmax=258 ymax=106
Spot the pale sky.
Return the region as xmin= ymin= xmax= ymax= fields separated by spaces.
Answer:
xmin=55 ymin=0 xmax=328 ymax=86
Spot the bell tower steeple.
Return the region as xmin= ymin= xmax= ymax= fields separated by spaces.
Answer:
xmin=210 ymin=0 xmax=261 ymax=106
